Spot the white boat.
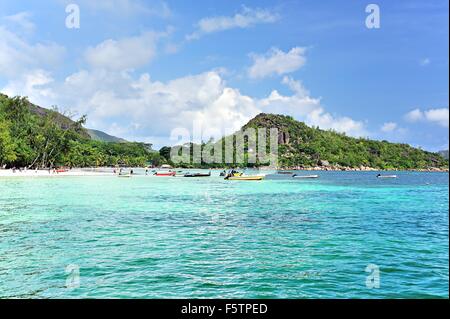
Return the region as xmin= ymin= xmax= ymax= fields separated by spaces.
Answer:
xmin=292 ymin=174 xmax=319 ymax=179
xmin=377 ymin=174 xmax=397 ymax=179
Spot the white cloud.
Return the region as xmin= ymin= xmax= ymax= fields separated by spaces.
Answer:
xmin=381 ymin=122 xmax=398 ymax=132
xmin=0 ymin=27 xmax=366 ymax=146
xmin=187 ymin=6 xmax=279 ymax=40
xmin=8 ymin=69 xmax=258 ymax=143
xmin=259 ymin=77 xmax=367 ymax=137
xmin=3 ymin=12 xmax=35 ymax=33
xmin=281 ymin=76 xmax=310 ymax=97
xmin=3 ymin=67 xmax=367 ymax=146
xmin=405 ymin=108 xmax=449 ymax=127
xmin=248 ymin=47 xmax=306 ymax=79
xmin=405 ymin=108 xmax=424 ymax=122
xmin=2 ymin=69 xmax=55 ymax=106
xmin=424 ymin=108 xmax=449 ymax=127
xmin=85 ymin=31 xmax=170 ymax=71
xmin=306 ymin=109 xmax=367 ymax=137
xmin=0 ymin=26 xmax=65 ymax=77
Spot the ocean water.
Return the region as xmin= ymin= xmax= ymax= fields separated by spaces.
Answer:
xmin=0 ymin=171 xmax=448 ymax=298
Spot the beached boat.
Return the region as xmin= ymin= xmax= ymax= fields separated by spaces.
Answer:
xmin=292 ymin=174 xmax=319 ymax=179
xmin=225 ymin=175 xmax=264 ymax=181
xmin=154 ymin=171 xmax=176 ymax=177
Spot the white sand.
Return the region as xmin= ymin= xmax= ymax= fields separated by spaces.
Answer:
xmin=0 ymin=169 xmax=114 ymax=178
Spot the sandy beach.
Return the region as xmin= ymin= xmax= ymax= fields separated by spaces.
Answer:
xmin=0 ymin=169 xmax=115 ymax=177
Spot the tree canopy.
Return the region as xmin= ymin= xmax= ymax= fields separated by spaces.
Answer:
xmin=0 ymin=95 xmax=161 ymax=168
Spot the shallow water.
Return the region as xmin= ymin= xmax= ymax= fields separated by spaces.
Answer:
xmin=0 ymin=171 xmax=448 ymax=298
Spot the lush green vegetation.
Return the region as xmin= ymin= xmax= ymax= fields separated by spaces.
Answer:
xmin=162 ymin=113 xmax=448 ymax=170
xmin=0 ymin=95 xmax=161 ymax=168
xmin=242 ymin=113 xmax=448 ymax=169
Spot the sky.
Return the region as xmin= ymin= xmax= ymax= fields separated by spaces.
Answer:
xmin=0 ymin=0 xmax=448 ymax=151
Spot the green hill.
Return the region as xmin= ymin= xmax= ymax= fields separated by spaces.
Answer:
xmin=241 ymin=113 xmax=448 ymax=170
xmin=86 ymin=129 xmax=127 ymax=143
xmin=165 ymin=113 xmax=448 ymax=170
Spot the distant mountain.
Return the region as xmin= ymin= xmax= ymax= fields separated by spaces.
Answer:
xmin=438 ymin=150 xmax=449 ymax=160
xmin=238 ymin=113 xmax=448 ymax=170
xmin=25 ymin=98 xmax=91 ymax=139
xmin=0 ymin=93 xmax=127 ymax=143
xmin=86 ymin=129 xmax=127 ymax=143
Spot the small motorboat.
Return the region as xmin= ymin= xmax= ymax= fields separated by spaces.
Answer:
xmin=184 ymin=171 xmax=211 ymax=177
xmin=118 ymin=173 xmax=132 ymax=178
xmin=292 ymin=174 xmax=319 ymax=179
xmin=377 ymin=174 xmax=397 ymax=179
xmin=224 ymin=169 xmax=264 ymax=180
xmin=225 ymin=175 xmax=264 ymax=181
xmin=154 ymin=171 xmax=176 ymax=177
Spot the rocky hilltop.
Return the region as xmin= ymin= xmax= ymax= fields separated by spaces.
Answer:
xmin=241 ymin=113 xmax=448 ymax=171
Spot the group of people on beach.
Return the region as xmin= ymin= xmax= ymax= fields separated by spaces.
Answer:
xmin=114 ymin=168 xmax=134 ymax=175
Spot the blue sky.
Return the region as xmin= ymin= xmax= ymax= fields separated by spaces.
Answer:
xmin=0 ymin=0 xmax=448 ymax=150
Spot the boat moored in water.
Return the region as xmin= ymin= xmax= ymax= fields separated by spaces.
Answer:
xmin=292 ymin=174 xmax=319 ymax=179
xmin=377 ymin=174 xmax=398 ymax=179
xmin=225 ymin=175 xmax=265 ymax=181
xmin=223 ymin=169 xmax=264 ymax=181
xmin=184 ymin=171 xmax=211 ymax=177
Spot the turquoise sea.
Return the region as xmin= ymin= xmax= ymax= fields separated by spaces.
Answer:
xmin=0 ymin=171 xmax=448 ymax=298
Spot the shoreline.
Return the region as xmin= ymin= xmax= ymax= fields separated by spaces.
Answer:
xmin=0 ymin=169 xmax=114 ymax=178
xmin=0 ymin=167 xmax=448 ymax=178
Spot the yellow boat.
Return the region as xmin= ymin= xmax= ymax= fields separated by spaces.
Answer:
xmin=225 ymin=175 xmax=264 ymax=181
